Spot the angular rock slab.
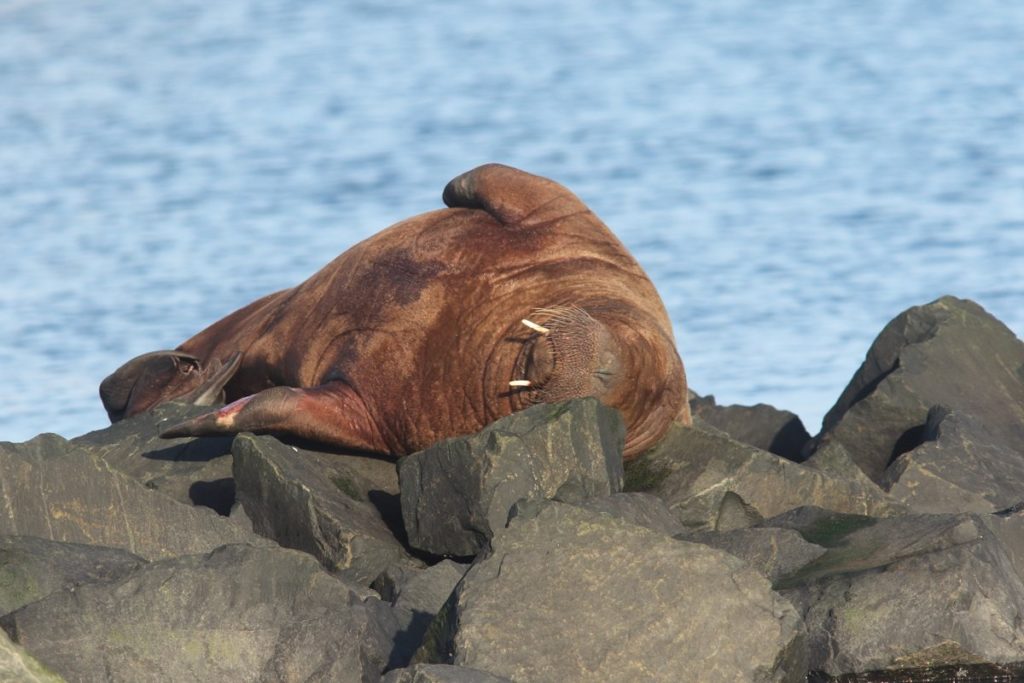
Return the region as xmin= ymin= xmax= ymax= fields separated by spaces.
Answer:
xmin=0 ymin=536 xmax=145 ymax=615
xmin=783 ymin=514 xmax=1024 ymax=675
xmin=575 ymin=492 xmax=686 ymax=536
xmin=0 ymin=434 xmax=264 ymax=560
xmin=399 ymin=398 xmax=625 ymax=557
xmin=882 ymin=407 xmax=1024 ymax=514
xmin=233 ymin=433 xmax=417 ymax=585
xmin=810 ymin=296 xmax=1024 ymax=491
xmin=1 ymin=544 xmax=393 ymax=682
xmin=627 ymin=423 xmax=906 ymax=533
xmin=70 ymin=401 xmax=235 ymax=512
xmin=383 ymin=664 xmax=512 ymax=683
xmin=765 ymin=507 xmax=983 ymax=589
xmin=0 ymin=630 xmax=63 ymax=683
xmin=682 ymin=527 xmax=826 ymax=586
xmin=690 ymin=393 xmax=810 ymax=461
xmin=420 ymin=502 xmax=807 ymax=682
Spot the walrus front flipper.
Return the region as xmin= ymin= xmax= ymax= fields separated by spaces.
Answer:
xmin=442 ymin=163 xmax=588 ymax=228
xmin=160 ymin=383 xmax=387 ymax=453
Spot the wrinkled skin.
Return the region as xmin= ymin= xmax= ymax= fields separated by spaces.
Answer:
xmin=100 ymin=164 xmax=690 ymax=459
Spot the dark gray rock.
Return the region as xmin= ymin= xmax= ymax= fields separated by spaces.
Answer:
xmin=383 ymin=664 xmax=511 ymax=683
xmin=882 ymin=407 xmax=1024 ymax=514
xmin=626 ymin=423 xmax=906 ymax=533
xmin=0 ymin=434 xmax=265 ymax=560
xmin=683 ymin=527 xmax=826 ymax=586
xmin=384 ymin=561 xmax=469 ymax=616
xmin=764 ymin=507 xmax=983 ymax=589
xmin=71 ymin=401 xmax=235 ymax=513
xmin=575 ymin=492 xmax=686 ymax=536
xmin=398 ymin=398 xmax=625 ymax=557
xmin=232 ymin=433 xmax=418 ymax=585
xmin=786 ymin=513 xmax=1024 ymax=675
xmin=370 ymin=559 xmax=471 ymax=667
xmin=808 ymin=297 xmax=1024 ymax=495
xmin=690 ymin=394 xmax=811 ymax=461
xmin=0 ymin=629 xmax=63 ymax=682
xmin=1 ymin=544 xmax=393 ymax=682
xmin=418 ymin=501 xmax=807 ymax=682
xmin=0 ymin=536 xmax=145 ymax=615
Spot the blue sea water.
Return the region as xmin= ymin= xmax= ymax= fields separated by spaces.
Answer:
xmin=1 ymin=0 xmax=1022 ymax=443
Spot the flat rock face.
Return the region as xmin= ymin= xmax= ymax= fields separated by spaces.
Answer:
xmin=422 ymin=502 xmax=807 ymax=683
xmin=0 ymin=536 xmax=145 ymax=615
xmin=71 ymin=401 xmax=235 ymax=513
xmin=683 ymin=527 xmax=826 ymax=586
xmin=575 ymin=492 xmax=686 ymax=536
xmin=0 ymin=434 xmax=265 ymax=560
xmin=0 ymin=544 xmax=394 ymax=682
xmin=627 ymin=422 xmax=906 ymax=533
xmin=398 ymin=398 xmax=625 ymax=557
xmin=809 ymin=297 xmax=1024 ymax=506
xmin=232 ymin=433 xmax=417 ymax=585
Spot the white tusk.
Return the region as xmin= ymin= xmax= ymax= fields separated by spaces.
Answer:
xmin=509 ymin=380 xmax=532 ymax=387
xmin=521 ymin=319 xmax=550 ymax=335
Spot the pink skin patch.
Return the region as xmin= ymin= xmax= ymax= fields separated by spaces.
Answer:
xmin=214 ymin=395 xmax=255 ymax=424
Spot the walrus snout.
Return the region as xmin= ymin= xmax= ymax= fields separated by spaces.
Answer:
xmin=99 ymin=350 xmax=242 ymax=423
xmin=512 ymin=306 xmax=622 ymax=403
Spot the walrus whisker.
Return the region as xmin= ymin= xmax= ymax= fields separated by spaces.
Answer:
xmin=521 ymin=319 xmax=550 ymax=335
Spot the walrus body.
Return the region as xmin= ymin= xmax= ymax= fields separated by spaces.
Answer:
xmin=100 ymin=164 xmax=690 ymax=459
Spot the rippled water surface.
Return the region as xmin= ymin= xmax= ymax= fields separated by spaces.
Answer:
xmin=2 ymin=0 xmax=1023 ymax=442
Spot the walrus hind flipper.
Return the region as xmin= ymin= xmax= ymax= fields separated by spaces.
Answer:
xmin=160 ymin=382 xmax=386 ymax=454
xmin=442 ymin=163 xmax=585 ymax=227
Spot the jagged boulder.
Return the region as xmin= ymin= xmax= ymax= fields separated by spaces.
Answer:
xmin=574 ymin=492 xmax=686 ymax=536
xmin=1 ymin=544 xmax=394 ymax=682
xmin=690 ymin=394 xmax=810 ymax=461
xmin=417 ymin=501 xmax=807 ymax=682
xmin=682 ymin=527 xmax=826 ymax=586
xmin=232 ymin=433 xmax=418 ymax=585
xmin=398 ymin=398 xmax=625 ymax=557
xmin=0 ymin=434 xmax=265 ymax=560
xmin=807 ymin=297 xmax=1024 ymax=511
xmin=626 ymin=422 xmax=906 ymax=533
xmin=776 ymin=510 xmax=1024 ymax=674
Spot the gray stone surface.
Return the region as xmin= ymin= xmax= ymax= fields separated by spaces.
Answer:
xmin=419 ymin=501 xmax=806 ymax=682
xmin=399 ymin=398 xmax=625 ymax=557
xmin=0 ymin=629 xmax=64 ymax=683
xmin=383 ymin=663 xmax=512 ymax=683
xmin=808 ymin=297 xmax=1024 ymax=492
xmin=883 ymin=407 xmax=1024 ymax=514
xmin=690 ymin=394 xmax=811 ymax=461
xmin=786 ymin=514 xmax=1024 ymax=675
xmin=232 ymin=433 xmax=418 ymax=585
xmin=683 ymin=527 xmax=826 ymax=586
xmin=0 ymin=434 xmax=265 ymax=560
xmin=71 ymin=401 xmax=235 ymax=513
xmin=765 ymin=507 xmax=983 ymax=589
xmin=575 ymin=492 xmax=686 ymax=536
xmin=1 ymin=544 xmax=393 ymax=682
xmin=0 ymin=536 xmax=145 ymax=615
xmin=626 ymin=423 xmax=906 ymax=533
xmin=389 ymin=561 xmax=469 ymax=616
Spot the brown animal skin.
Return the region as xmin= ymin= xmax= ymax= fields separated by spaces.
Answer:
xmin=101 ymin=164 xmax=691 ymax=459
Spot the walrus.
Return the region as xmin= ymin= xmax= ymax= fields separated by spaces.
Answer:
xmin=99 ymin=164 xmax=691 ymax=459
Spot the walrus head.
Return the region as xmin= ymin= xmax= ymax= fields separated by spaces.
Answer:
xmin=510 ymin=304 xmax=688 ymax=458
xmin=512 ymin=306 xmax=622 ymax=402
xmin=99 ymin=350 xmax=242 ymax=423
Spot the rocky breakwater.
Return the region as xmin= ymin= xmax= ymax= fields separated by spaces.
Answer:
xmin=1 ymin=295 xmax=1023 ymax=682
